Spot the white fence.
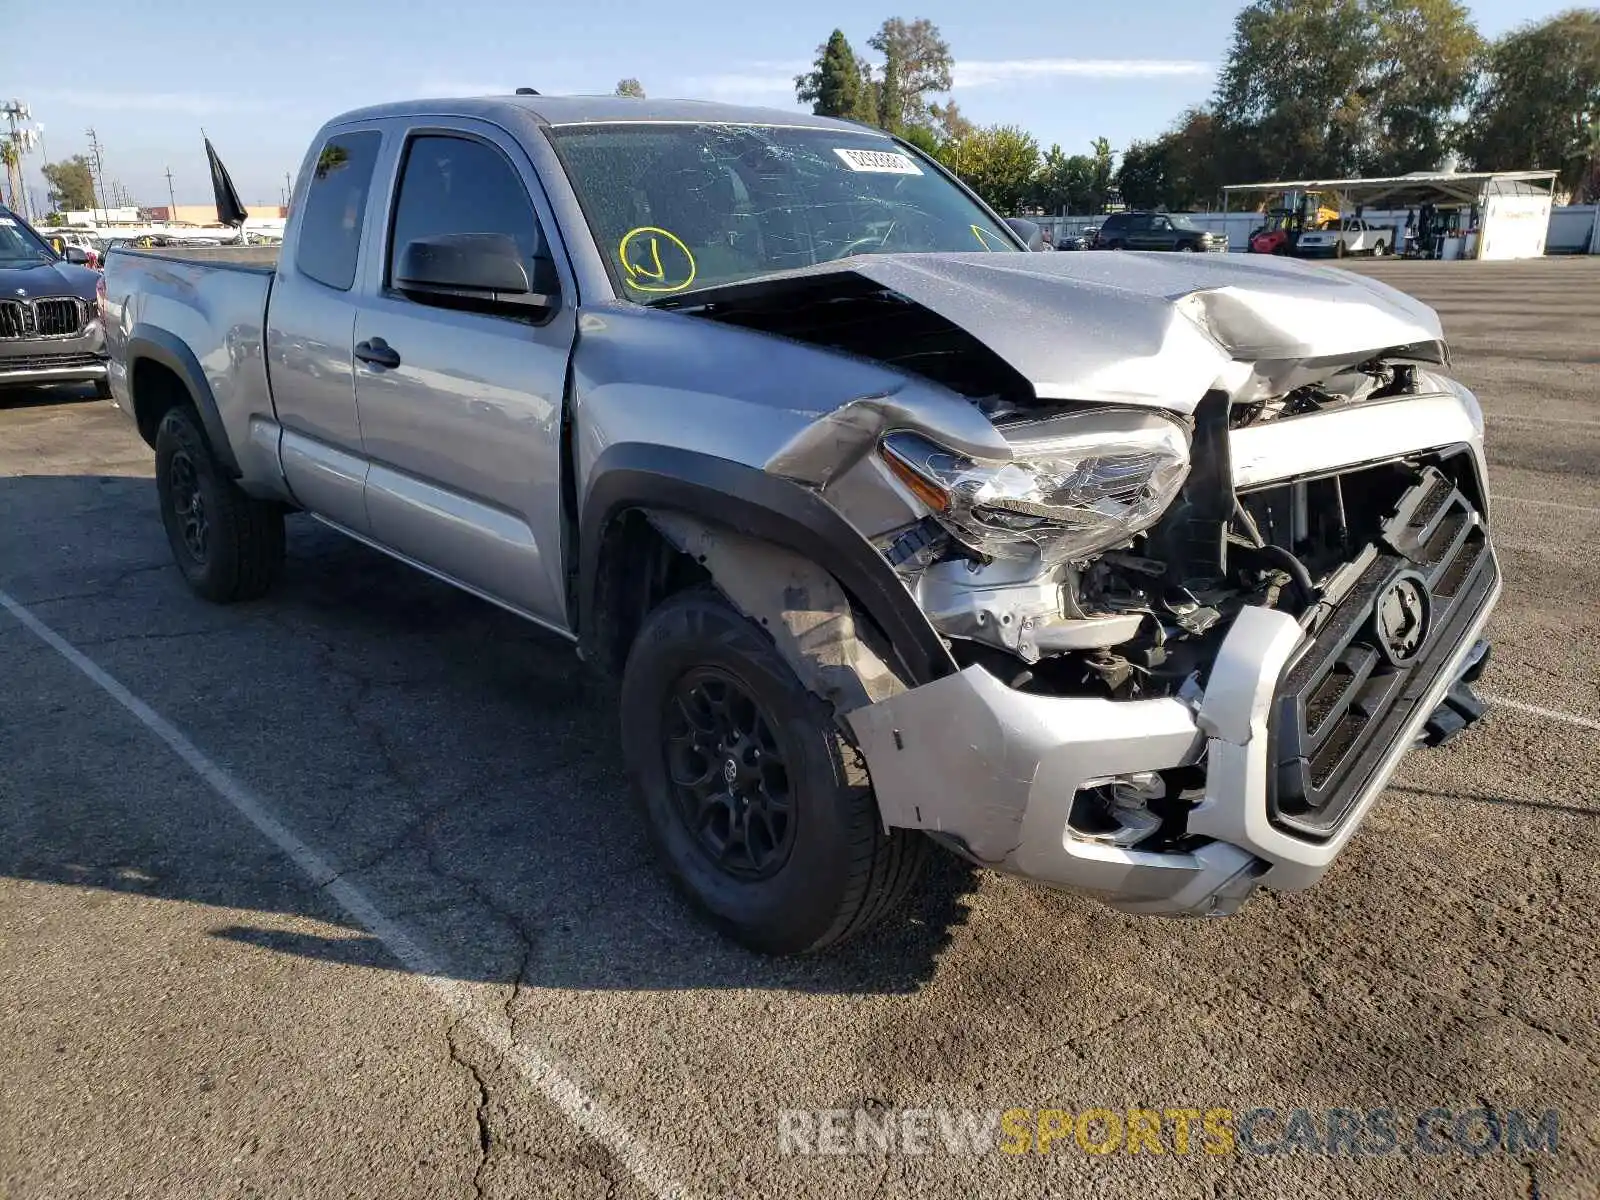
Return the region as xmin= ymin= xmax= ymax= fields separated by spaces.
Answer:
xmin=1040 ymin=205 xmax=1600 ymax=254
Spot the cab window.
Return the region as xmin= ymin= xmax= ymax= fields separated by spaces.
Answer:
xmin=296 ymin=131 xmax=381 ymax=291
xmin=386 ymin=134 xmax=546 ymax=289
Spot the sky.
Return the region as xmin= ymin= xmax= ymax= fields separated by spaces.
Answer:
xmin=2 ymin=0 xmax=1576 ymax=212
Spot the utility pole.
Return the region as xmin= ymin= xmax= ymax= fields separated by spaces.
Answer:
xmin=165 ymin=166 xmax=177 ymax=221
xmin=283 ymin=170 xmax=292 ymax=209
xmin=2 ymin=99 xmax=36 ymax=222
xmin=85 ymin=126 xmax=107 ymax=223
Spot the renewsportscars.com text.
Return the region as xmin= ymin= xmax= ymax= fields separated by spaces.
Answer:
xmin=777 ymin=1106 xmax=1560 ymax=1158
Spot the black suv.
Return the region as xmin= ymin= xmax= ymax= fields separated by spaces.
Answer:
xmin=1092 ymin=211 xmax=1226 ymax=253
xmin=0 ymin=206 xmax=109 ymax=398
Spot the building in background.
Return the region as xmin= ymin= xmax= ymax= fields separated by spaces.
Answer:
xmin=144 ymin=203 xmax=287 ymax=224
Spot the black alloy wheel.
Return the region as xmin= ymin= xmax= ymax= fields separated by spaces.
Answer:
xmin=663 ymin=667 xmax=795 ymax=880
xmin=167 ymin=449 xmax=210 ymax=565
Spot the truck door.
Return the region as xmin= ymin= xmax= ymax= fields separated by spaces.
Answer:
xmin=351 ymin=121 xmax=577 ymax=630
xmin=267 ymin=127 xmax=384 ymax=532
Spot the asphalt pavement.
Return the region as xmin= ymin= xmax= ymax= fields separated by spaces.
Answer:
xmin=2 ymin=257 xmax=1597 ymax=1199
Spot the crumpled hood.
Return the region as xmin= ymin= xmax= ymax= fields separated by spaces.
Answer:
xmin=682 ymin=251 xmax=1446 ymax=413
xmin=0 ymin=259 xmax=101 ymax=302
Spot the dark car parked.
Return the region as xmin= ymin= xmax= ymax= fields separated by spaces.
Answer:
xmin=1092 ymin=211 xmax=1227 ymax=253
xmin=0 ymin=206 xmax=109 ymax=398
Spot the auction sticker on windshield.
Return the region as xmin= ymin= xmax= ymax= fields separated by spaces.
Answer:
xmin=833 ymin=148 xmax=923 ymax=175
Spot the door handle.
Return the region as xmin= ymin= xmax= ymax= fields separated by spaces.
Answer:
xmin=355 ymin=337 xmax=401 ymax=369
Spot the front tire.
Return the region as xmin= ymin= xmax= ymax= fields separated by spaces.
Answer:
xmin=155 ymin=406 xmax=285 ymax=603
xmin=1371 ymin=240 xmax=1387 ymax=257
xmin=620 ymin=586 xmax=929 ymax=955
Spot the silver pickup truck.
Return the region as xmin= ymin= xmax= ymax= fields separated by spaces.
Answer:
xmin=103 ymin=95 xmax=1500 ymax=955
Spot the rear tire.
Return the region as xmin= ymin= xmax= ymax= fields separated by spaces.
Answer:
xmin=1372 ymin=240 xmax=1387 ymax=257
xmin=1108 ymin=239 xmax=1126 ymax=251
xmin=155 ymin=405 xmax=285 ymax=603
xmin=620 ymin=586 xmax=929 ymax=955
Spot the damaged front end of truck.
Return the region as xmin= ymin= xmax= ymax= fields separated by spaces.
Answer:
xmin=651 ymin=251 xmax=1501 ymax=917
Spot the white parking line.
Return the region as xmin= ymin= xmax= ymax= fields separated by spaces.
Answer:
xmin=1490 ymin=494 xmax=1600 ymax=515
xmin=1483 ymin=693 xmax=1600 ymax=734
xmin=0 ymin=587 xmax=690 ymax=1200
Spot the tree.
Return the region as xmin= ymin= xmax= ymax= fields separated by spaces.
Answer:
xmin=795 ymin=31 xmax=868 ymax=120
xmin=1116 ymin=139 xmax=1170 ymax=210
xmin=0 ymin=141 xmax=19 ymax=212
xmin=1215 ymin=0 xmax=1373 ymax=179
xmin=1030 ymin=144 xmax=1098 ymax=213
xmin=877 ymin=51 xmax=907 ymax=134
xmin=1214 ymin=0 xmax=1479 ymax=179
xmin=1364 ymin=0 xmax=1481 ymax=173
xmin=901 ymin=124 xmax=943 ymax=160
xmin=615 ymin=78 xmax=645 ymax=98
xmin=1090 ymin=136 xmax=1115 ymax=211
xmin=856 ymin=62 xmax=880 ymax=126
xmin=927 ymin=99 xmax=974 ymax=145
xmin=1115 ymin=108 xmax=1228 ymax=210
xmin=868 ymin=17 xmax=954 ymax=132
xmin=41 ymin=155 xmax=97 ymax=211
xmin=1460 ymin=9 xmax=1600 ymax=200
xmin=954 ymin=124 xmax=1040 ymax=214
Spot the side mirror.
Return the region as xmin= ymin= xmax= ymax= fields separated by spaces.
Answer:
xmin=62 ymin=246 xmax=91 ymax=265
xmin=396 ymin=233 xmax=557 ymax=315
xmin=1005 ymin=218 xmax=1045 ymax=252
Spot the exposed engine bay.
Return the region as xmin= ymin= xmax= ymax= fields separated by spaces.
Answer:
xmin=877 ymin=386 xmax=1484 ymax=706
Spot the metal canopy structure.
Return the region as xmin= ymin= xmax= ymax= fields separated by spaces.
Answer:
xmin=1222 ymin=169 xmax=1558 ymax=210
xmin=1221 ymin=169 xmax=1560 ymax=260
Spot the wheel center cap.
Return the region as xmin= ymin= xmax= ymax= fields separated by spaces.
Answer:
xmin=722 ymin=757 xmax=740 ymax=786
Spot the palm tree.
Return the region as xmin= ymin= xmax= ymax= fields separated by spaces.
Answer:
xmin=0 ymin=139 xmax=19 ymax=211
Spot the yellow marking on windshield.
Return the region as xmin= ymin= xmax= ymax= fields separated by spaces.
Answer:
xmin=619 ymin=226 xmax=697 ymax=294
xmin=970 ymin=225 xmax=1009 ymax=251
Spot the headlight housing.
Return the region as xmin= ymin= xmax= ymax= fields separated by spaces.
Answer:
xmin=879 ymin=410 xmax=1191 ymax=564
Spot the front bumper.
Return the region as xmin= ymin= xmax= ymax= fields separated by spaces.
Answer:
xmin=0 ymin=322 xmax=108 ymax=387
xmin=849 ymin=586 xmax=1498 ymax=917
xmin=847 ymin=392 xmax=1501 ymax=919
xmin=0 ymin=355 xmax=109 ymax=386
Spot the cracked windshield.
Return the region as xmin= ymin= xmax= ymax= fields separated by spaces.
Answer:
xmin=550 ymin=123 xmax=1019 ymax=299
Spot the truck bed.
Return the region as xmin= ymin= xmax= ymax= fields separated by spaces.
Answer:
xmin=112 ymin=245 xmax=279 ymax=270
xmin=102 ymin=246 xmax=278 ymax=483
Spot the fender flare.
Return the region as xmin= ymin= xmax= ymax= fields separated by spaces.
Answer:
xmin=577 ymin=443 xmax=956 ymax=689
xmin=125 ymin=324 xmax=242 ymax=477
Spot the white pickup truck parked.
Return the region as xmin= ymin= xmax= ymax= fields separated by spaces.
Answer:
xmin=1295 ymin=218 xmax=1398 ymax=259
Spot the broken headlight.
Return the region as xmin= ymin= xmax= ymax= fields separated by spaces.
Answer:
xmin=879 ymin=410 xmax=1191 ymax=564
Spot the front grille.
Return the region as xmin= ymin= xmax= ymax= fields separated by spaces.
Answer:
xmin=0 ymin=351 xmax=105 ymax=372
xmin=34 ymin=298 xmax=84 ymax=336
xmin=1265 ymin=460 xmax=1497 ymax=840
xmin=0 ymin=296 xmax=86 ymax=340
